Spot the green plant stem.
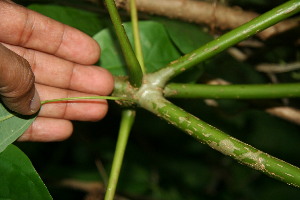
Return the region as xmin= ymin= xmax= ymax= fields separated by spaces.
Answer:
xmin=104 ymin=109 xmax=136 ymax=200
xmin=159 ymin=0 xmax=300 ymax=81
xmin=113 ymin=70 xmax=300 ymax=187
xmin=105 ymin=0 xmax=143 ymax=87
xmin=130 ymin=0 xmax=146 ymax=74
xmin=40 ymin=96 xmax=128 ymax=105
xmin=137 ymin=92 xmax=300 ymax=187
xmin=1 ymin=96 xmax=127 ymax=121
xmin=164 ymin=83 xmax=300 ymax=99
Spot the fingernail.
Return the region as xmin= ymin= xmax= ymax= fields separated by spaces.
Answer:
xmin=30 ymin=88 xmax=41 ymax=113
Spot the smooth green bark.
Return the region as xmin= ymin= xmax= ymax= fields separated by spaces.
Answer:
xmin=135 ymin=81 xmax=300 ymax=187
xmin=105 ymin=0 xmax=143 ymax=87
xmin=130 ymin=0 xmax=146 ymax=74
xmin=105 ymin=109 xmax=136 ymax=200
xmin=164 ymin=83 xmax=300 ymax=99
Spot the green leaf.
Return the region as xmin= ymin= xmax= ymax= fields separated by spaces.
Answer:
xmin=155 ymin=19 xmax=213 ymax=82
xmin=0 ymin=144 xmax=52 ymax=200
xmin=27 ymin=4 xmax=107 ymax=36
xmin=94 ymin=28 xmax=126 ymax=76
xmin=93 ymin=21 xmax=181 ymax=76
xmin=0 ymin=103 xmax=35 ymax=153
xmin=157 ymin=19 xmax=213 ymax=54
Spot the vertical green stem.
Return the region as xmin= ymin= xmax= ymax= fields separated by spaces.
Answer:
xmin=105 ymin=0 xmax=143 ymax=87
xmin=104 ymin=109 xmax=136 ymax=200
xmin=130 ymin=0 xmax=146 ymax=74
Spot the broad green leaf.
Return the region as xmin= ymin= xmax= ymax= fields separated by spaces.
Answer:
xmin=0 ymin=144 xmax=52 ymax=200
xmin=94 ymin=28 xmax=126 ymax=76
xmin=0 ymin=103 xmax=35 ymax=153
xmin=123 ymin=22 xmax=181 ymax=73
xmin=27 ymin=4 xmax=108 ymax=36
xmin=155 ymin=19 xmax=213 ymax=82
xmin=157 ymin=19 xmax=213 ymax=54
xmin=93 ymin=21 xmax=181 ymax=76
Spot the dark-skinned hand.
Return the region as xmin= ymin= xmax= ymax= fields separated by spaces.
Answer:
xmin=0 ymin=0 xmax=114 ymax=141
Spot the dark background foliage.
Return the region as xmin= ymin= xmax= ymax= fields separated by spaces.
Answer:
xmin=12 ymin=0 xmax=300 ymax=199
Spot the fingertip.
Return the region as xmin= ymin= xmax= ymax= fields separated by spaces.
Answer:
xmin=96 ymin=67 xmax=114 ymax=95
xmin=71 ymin=66 xmax=114 ymax=95
xmin=90 ymin=38 xmax=101 ymax=64
xmin=58 ymin=27 xmax=101 ymax=65
xmin=0 ymin=44 xmax=39 ymax=115
xmin=90 ymin=100 xmax=109 ymax=121
xmin=77 ymin=37 xmax=101 ymax=65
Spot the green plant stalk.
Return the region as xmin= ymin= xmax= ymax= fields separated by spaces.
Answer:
xmin=164 ymin=83 xmax=300 ymax=99
xmin=159 ymin=0 xmax=300 ymax=80
xmin=104 ymin=109 xmax=136 ymax=200
xmin=107 ymin=0 xmax=300 ymax=190
xmin=137 ymin=91 xmax=300 ymax=187
xmin=105 ymin=0 xmax=143 ymax=87
xmin=130 ymin=0 xmax=146 ymax=74
xmin=1 ymin=96 xmax=127 ymax=122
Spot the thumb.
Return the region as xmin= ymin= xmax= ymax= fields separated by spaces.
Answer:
xmin=0 ymin=44 xmax=40 ymax=115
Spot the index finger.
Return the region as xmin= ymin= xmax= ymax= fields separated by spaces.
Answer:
xmin=0 ymin=1 xmax=100 ymax=65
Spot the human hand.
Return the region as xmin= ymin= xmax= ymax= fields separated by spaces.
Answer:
xmin=0 ymin=1 xmax=114 ymax=142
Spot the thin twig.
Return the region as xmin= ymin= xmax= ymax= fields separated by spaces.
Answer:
xmin=130 ymin=0 xmax=146 ymax=74
xmin=266 ymin=106 xmax=300 ymax=125
xmin=256 ymin=62 xmax=300 ymax=73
